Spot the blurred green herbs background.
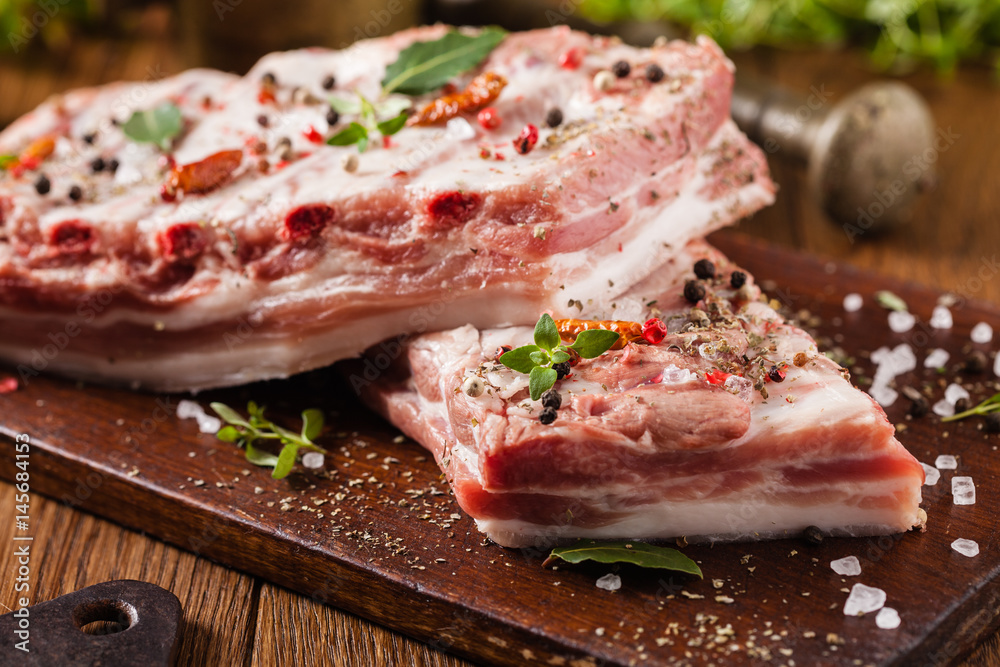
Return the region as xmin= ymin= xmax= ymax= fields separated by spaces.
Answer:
xmin=580 ymin=0 xmax=1000 ymax=74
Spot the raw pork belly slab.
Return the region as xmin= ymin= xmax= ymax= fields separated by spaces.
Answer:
xmin=0 ymin=26 xmax=772 ymax=391
xmin=357 ymin=241 xmax=924 ymax=548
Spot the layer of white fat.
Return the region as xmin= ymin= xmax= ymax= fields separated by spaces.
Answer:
xmin=478 ymin=497 xmax=919 ymax=549
xmin=0 ymin=293 xmax=543 ymax=391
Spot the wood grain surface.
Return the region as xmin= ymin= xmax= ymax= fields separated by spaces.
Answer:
xmin=1 ymin=8 xmax=1000 ymax=667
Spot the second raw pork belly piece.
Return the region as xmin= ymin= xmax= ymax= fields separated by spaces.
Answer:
xmin=358 ymin=242 xmax=925 ymax=548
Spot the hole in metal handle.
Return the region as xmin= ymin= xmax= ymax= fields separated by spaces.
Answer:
xmin=73 ymin=599 xmax=138 ymax=636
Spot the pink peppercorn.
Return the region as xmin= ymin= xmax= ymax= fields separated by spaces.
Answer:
xmin=641 ymin=317 xmax=667 ymax=345
xmin=478 ymin=107 xmax=501 ymax=130
xmin=513 ymin=124 xmax=539 ymax=155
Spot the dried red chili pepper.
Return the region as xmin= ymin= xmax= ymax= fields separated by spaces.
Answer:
xmin=163 ymin=149 xmax=243 ymax=199
xmin=408 ymin=72 xmax=508 ymax=127
xmin=554 ymin=319 xmax=643 ymax=350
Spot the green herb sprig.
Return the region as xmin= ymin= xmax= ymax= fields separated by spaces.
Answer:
xmin=327 ymin=94 xmax=409 ymax=152
xmin=121 ymin=101 xmax=183 ymax=152
xmin=211 ymin=401 xmax=326 ymax=479
xmin=875 ymin=290 xmax=908 ymax=312
xmin=543 ymin=539 xmax=703 ymax=578
xmin=942 ymin=391 xmax=1000 ymax=422
xmin=0 ymin=154 xmax=17 ymax=170
xmin=500 ymin=314 xmax=619 ymax=401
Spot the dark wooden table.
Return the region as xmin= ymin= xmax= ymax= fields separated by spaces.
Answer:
xmin=1 ymin=13 xmax=999 ymax=666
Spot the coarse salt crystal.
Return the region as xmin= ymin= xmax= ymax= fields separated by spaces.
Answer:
xmin=176 ymin=400 xmax=222 ymax=434
xmin=932 ymin=399 xmax=955 ymax=418
xmin=724 ymin=374 xmax=755 ymax=403
xmin=924 ymin=348 xmax=950 ymax=369
xmin=951 ymin=538 xmax=980 ymax=557
xmin=971 ymin=322 xmax=994 ymax=344
xmin=952 ymin=476 xmax=976 ymax=505
xmin=596 ymin=573 xmax=621 ymax=591
xmin=662 ymin=364 xmax=696 ymax=385
xmin=445 ymin=117 xmax=476 ymax=141
xmin=830 ymin=556 xmax=861 ymax=576
xmin=921 ymin=463 xmax=940 ymax=486
xmin=869 ymin=382 xmax=898 ymax=408
xmin=930 ymin=306 xmax=953 ymax=330
xmin=301 ymin=452 xmax=325 ymax=469
xmin=876 ymin=607 xmax=901 ymax=630
xmin=888 ymin=310 xmax=915 ymax=333
xmin=935 ymin=455 xmax=958 ymax=469
xmin=843 ymin=583 xmax=886 ymax=616
xmin=843 ymin=293 xmax=863 ymax=312
xmin=944 ymin=383 xmax=970 ymax=406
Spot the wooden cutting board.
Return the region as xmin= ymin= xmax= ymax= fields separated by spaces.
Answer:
xmin=2 ymin=231 xmax=998 ymax=666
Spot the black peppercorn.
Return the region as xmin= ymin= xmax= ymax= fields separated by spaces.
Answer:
xmin=954 ymin=397 xmax=970 ymax=413
xmin=90 ymin=157 xmax=105 ymax=173
xmin=68 ymin=185 xmax=82 ymax=201
xmin=107 ymin=158 xmax=119 ymax=174
xmin=545 ymin=108 xmax=563 ymax=128
xmin=34 ymin=174 xmax=51 ymax=195
xmin=541 ymin=389 xmax=562 ymax=410
xmin=611 ymin=60 xmax=631 ymax=78
xmin=553 ymin=361 xmax=571 ymax=379
xmin=261 ymin=72 xmax=277 ymax=86
xmin=802 ymin=525 xmax=824 ymax=545
xmin=645 ymin=63 xmax=665 ymax=83
xmin=322 ymin=74 xmax=336 ymax=90
xmin=985 ymin=412 xmax=1000 ymax=433
xmin=82 ymin=132 xmax=96 ymax=145
xmin=256 ymin=114 xmax=270 ymax=128
xmin=539 ymin=406 xmax=557 ymax=425
xmin=683 ymin=280 xmax=705 ymax=304
xmin=693 ymin=258 xmax=715 ymax=280
xmin=908 ymin=395 xmax=929 ymax=418
xmin=962 ymin=350 xmax=987 ymax=374
xmin=326 ymin=107 xmax=340 ymax=126
xmin=730 ymin=270 xmax=747 ymax=289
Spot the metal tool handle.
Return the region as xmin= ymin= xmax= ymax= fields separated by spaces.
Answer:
xmin=0 ymin=580 xmax=182 ymax=666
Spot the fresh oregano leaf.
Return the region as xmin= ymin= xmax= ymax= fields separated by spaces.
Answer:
xmin=376 ymin=112 xmax=409 ymax=136
xmin=543 ymin=540 xmax=703 ymax=578
xmin=529 ymin=366 xmax=558 ymax=401
xmin=122 ymin=101 xmax=182 ymax=151
xmin=211 ymin=402 xmax=251 ymax=428
xmin=245 ymin=440 xmax=280 ymax=468
xmin=529 ymin=350 xmax=550 ymax=367
xmin=534 ymin=313 xmax=560 ymax=351
xmin=382 ymin=27 xmax=507 ymax=96
xmin=550 ymin=350 xmax=571 ymax=364
xmin=875 ymin=290 xmax=908 ymax=312
xmin=327 ymin=122 xmax=369 ymax=147
xmin=301 ymin=408 xmax=324 ymax=442
xmin=215 ymin=425 xmax=241 ymax=443
xmin=272 ymin=443 xmax=300 ymax=480
xmin=328 ymin=95 xmax=360 ymax=115
xmin=570 ymin=329 xmax=621 ymax=358
xmin=500 ymin=345 xmax=540 ymax=374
